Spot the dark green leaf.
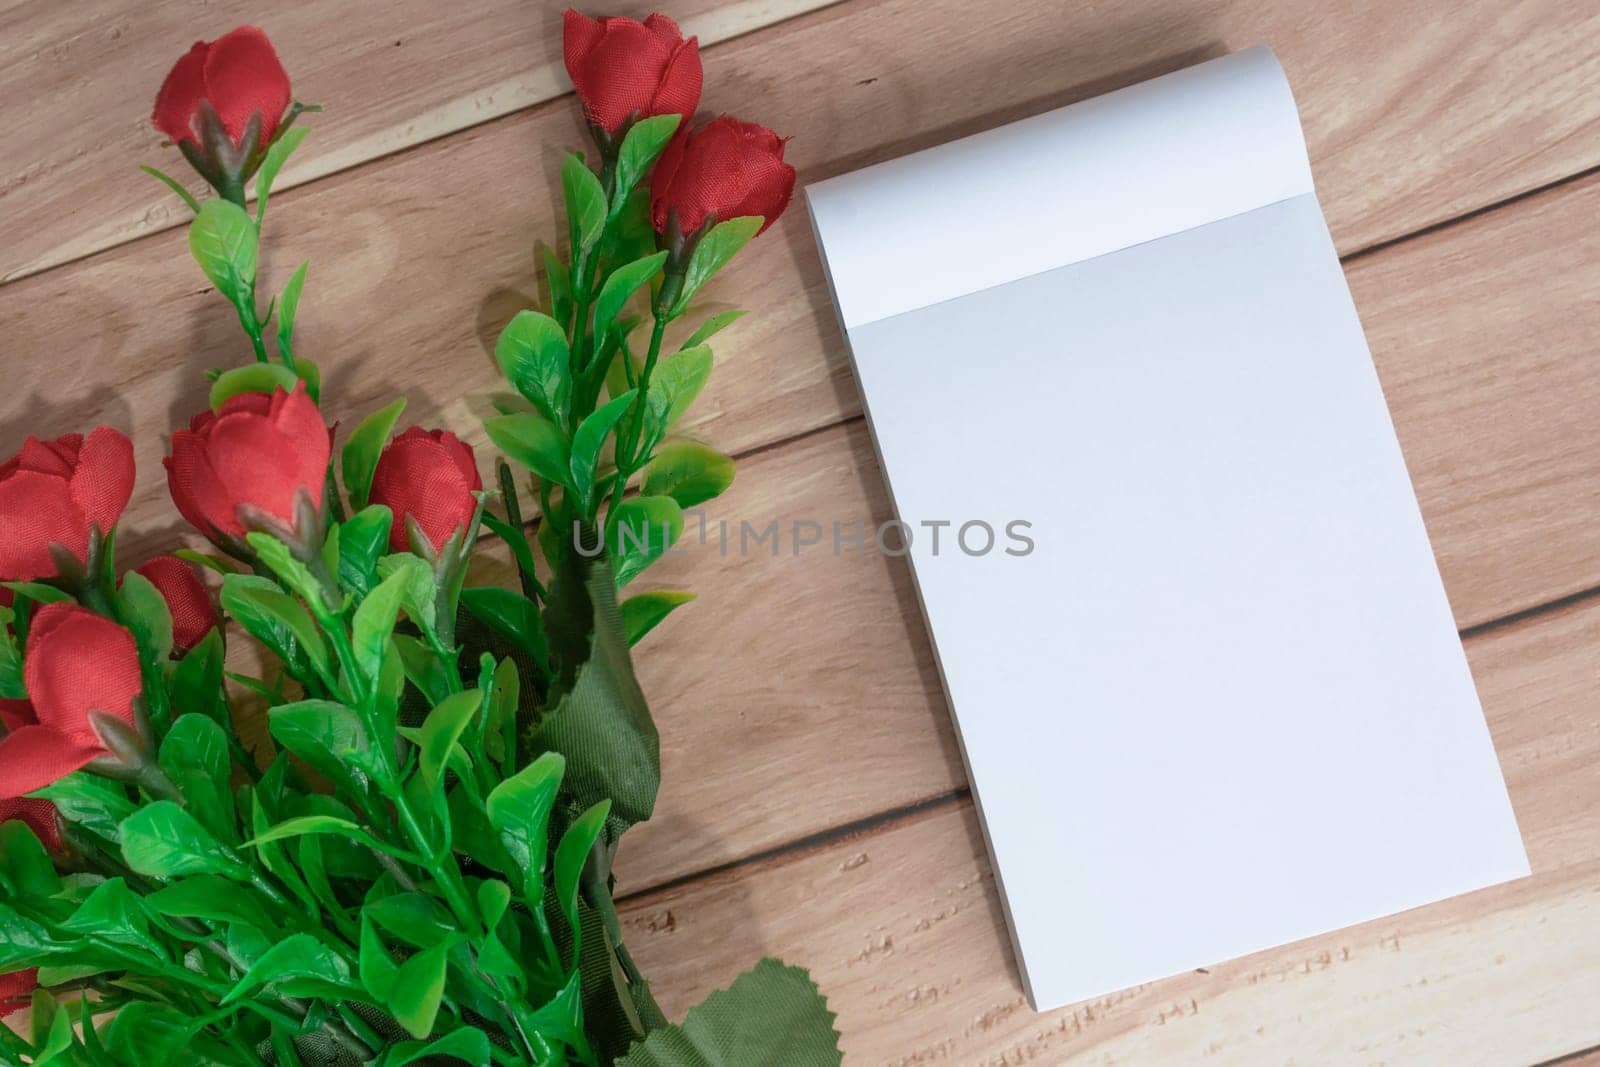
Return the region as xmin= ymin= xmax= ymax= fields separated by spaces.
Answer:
xmin=158 ymin=714 xmax=235 ymax=842
xmin=359 ymin=912 xmax=399 ymax=1000
xmin=570 ymin=388 xmax=636 ymax=513
xmin=592 ymin=252 xmax=667 ymax=346
xmin=147 ymin=875 xmax=273 ymax=930
xmin=496 ymin=310 xmax=572 ymax=430
xmin=620 ymin=590 xmax=696 ymax=645
xmin=209 ymin=362 xmax=299 ymax=412
xmin=485 ymin=751 xmax=564 ymax=901
xmin=377 ymin=1027 xmax=493 ymax=1067
xmin=342 ymin=397 xmax=407 ymax=510
xmin=120 ymin=801 xmax=246 ymax=880
xmin=394 ymin=633 xmax=452 ymax=707
xmin=418 ymin=689 xmax=480 ymax=796
xmin=562 ymin=154 xmax=607 ymax=252
xmin=365 ymin=893 xmax=455 ymax=949
xmin=642 ymin=440 xmax=735 ymax=508
xmin=554 ymin=799 xmax=608 ymax=951
xmin=461 ymin=588 xmax=548 ymax=671
xmin=0 ymin=902 xmax=59 ymax=971
xmin=221 ymin=573 xmax=330 ymax=679
xmin=32 ymin=774 xmax=135 ymax=843
xmin=103 ymin=1003 xmax=194 ymax=1067
xmin=608 ymin=495 xmax=684 ymax=587
xmin=221 ymin=933 xmax=351 ymax=1005
xmin=543 ymin=247 xmax=573 ymax=329
xmin=613 ymin=114 xmax=680 ymax=202
xmin=521 ymin=966 xmax=587 ymax=1054
xmin=390 ymin=943 xmax=449 ymax=1039
xmin=0 ymin=820 xmax=60 ymax=898
xmin=672 ymin=216 xmax=762 ymax=316
xmin=170 ymin=629 xmax=227 ymax=727
xmin=338 ymin=505 xmax=393 ymax=597
xmin=269 ymin=699 xmax=380 ymax=784
xmin=188 ymin=198 xmax=258 ymax=304
xmin=486 ymin=412 xmax=572 ymax=488
xmin=61 ymin=878 xmax=162 ymax=956
xmin=352 ymin=562 xmax=411 ymax=683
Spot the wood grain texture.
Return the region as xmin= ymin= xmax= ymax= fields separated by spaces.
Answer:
xmin=0 ymin=0 xmax=839 ymax=282
xmin=4 ymin=0 xmax=1600 ymax=628
xmin=617 ymin=592 xmax=1600 ymax=1064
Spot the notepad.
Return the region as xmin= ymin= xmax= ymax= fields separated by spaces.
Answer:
xmin=805 ymin=47 xmax=1529 ymax=1012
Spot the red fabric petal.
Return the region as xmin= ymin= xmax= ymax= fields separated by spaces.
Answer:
xmin=649 ymin=35 xmax=703 ymax=126
xmin=270 ymin=383 xmax=330 ymax=512
xmin=651 ymin=116 xmax=794 ymax=236
xmin=0 ymin=699 xmax=37 ymax=734
xmin=166 ymin=428 xmax=244 ymax=538
xmin=0 ymin=969 xmax=38 ymax=1017
xmin=563 ymin=9 xmax=606 ymax=70
xmin=642 ymin=13 xmax=685 ymax=45
xmin=0 ymin=724 xmax=101 ymax=799
xmin=16 ymin=435 xmax=79 ymax=478
xmin=369 ymin=429 xmax=481 ymax=552
xmin=650 ymin=126 xmax=690 ymax=232
xmin=23 ymin=604 xmax=142 ymax=746
xmin=202 ymin=26 xmax=292 ymax=146
xmin=68 ymin=427 xmax=135 ymax=538
xmin=205 ymin=410 xmax=306 ymax=528
xmin=152 ymin=40 xmax=210 ymax=145
xmin=564 ymin=13 xmax=683 ymax=133
xmin=0 ymin=797 xmax=61 ymax=851
xmin=133 ymin=557 xmax=218 ymax=654
xmin=0 ymin=469 xmax=87 ymax=580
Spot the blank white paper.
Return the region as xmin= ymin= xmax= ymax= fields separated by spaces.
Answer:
xmin=805 ymin=47 xmax=1529 ymax=1012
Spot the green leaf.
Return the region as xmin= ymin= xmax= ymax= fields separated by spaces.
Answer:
xmin=269 ymin=699 xmax=380 ymax=784
xmin=377 ymin=1028 xmax=493 ymax=1067
xmin=485 ymin=751 xmax=564 ymax=902
xmin=486 ymin=412 xmax=572 ymax=488
xmin=592 ymin=252 xmax=667 ymax=345
xmin=139 ymin=164 xmax=200 ymax=214
xmin=246 ymin=532 xmax=325 ymax=607
xmin=359 ymin=913 xmax=399 ymax=1000
xmin=170 ymin=629 xmax=227 ymax=727
xmin=61 ymin=878 xmax=161 ymax=956
xmin=209 ymin=362 xmax=299 ymax=412
xmin=639 ymin=344 xmax=714 ymax=459
xmin=376 ymin=552 xmax=438 ymax=641
xmin=642 ymin=440 xmax=735 ymax=508
xmin=188 ymin=198 xmax=258 ymax=304
xmin=0 ymin=627 xmax=21 ymax=699
xmin=277 ymin=260 xmax=310 ymax=364
xmin=0 ymin=820 xmax=60 ymax=898
xmin=418 ymin=689 xmax=480 ymax=796
xmin=158 ymin=714 xmax=235 ymax=842
xmin=253 ymin=125 xmax=309 ymax=225
xmin=460 ymin=588 xmax=548 ymax=671
xmin=496 ymin=310 xmax=573 ymax=431
xmin=103 ymin=1003 xmax=193 ymax=1067
xmin=147 ymin=875 xmax=273 ymax=930
xmin=571 ymin=388 xmax=636 ymax=512
xmin=0 ymin=902 xmax=59 ymax=971
xmin=390 ymin=943 xmax=449 ymax=1039
xmin=338 ymin=505 xmax=393 ymax=597
xmin=608 ymin=495 xmax=684 ymax=587
xmin=554 ymin=799 xmax=608 ymax=948
xmin=174 ymin=548 xmax=240 ymax=575
xmin=120 ymin=801 xmax=246 ymax=880
xmin=681 ymin=309 xmax=747 ymax=350
xmin=543 ymin=247 xmax=573 ymax=330
xmin=31 ymin=1002 xmax=73 ymax=1064
xmin=621 ymin=590 xmax=696 ymax=645
xmin=342 ymin=397 xmax=407 ymax=510
xmin=616 ymin=958 xmax=842 ymax=1066
xmin=221 ymin=573 xmax=330 ymax=680
xmin=672 ymin=216 xmax=762 ymax=316
xmin=521 ymin=966 xmax=588 ymax=1054
xmin=613 ymin=114 xmax=681 ymax=202
xmin=3 ymin=582 xmax=72 ymax=606
xmin=31 ymin=774 xmax=135 ymax=843
xmin=562 ymin=153 xmax=607 ymax=253
xmin=352 ymin=562 xmax=411 ymax=682
xmin=221 ymin=933 xmax=351 ymax=1005
xmin=365 ymin=893 xmax=455 ymax=950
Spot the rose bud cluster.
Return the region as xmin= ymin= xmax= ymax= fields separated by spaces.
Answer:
xmin=151 ymin=26 xmax=294 ymax=200
xmin=368 ymin=427 xmax=484 ymax=557
xmin=650 ymin=115 xmax=796 ymax=242
xmin=0 ymin=604 xmax=147 ymax=799
xmin=131 ymin=556 xmax=220 ymax=654
xmin=165 ymin=383 xmax=331 ymax=556
xmin=0 ymin=428 xmax=135 ymax=585
xmin=563 ymin=10 xmax=702 ymax=139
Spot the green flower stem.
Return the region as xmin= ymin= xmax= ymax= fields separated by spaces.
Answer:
xmin=605 ymin=285 xmax=676 ymax=528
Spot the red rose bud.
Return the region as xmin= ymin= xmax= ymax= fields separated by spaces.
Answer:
xmin=650 ymin=116 xmax=796 ymax=238
xmin=368 ymin=428 xmax=484 ymax=555
xmin=563 ymin=10 xmax=702 ymax=136
xmin=151 ymin=26 xmax=292 ymax=190
xmin=131 ymin=557 xmax=220 ymax=654
xmin=0 ymin=797 xmax=62 ymax=853
xmin=165 ymin=383 xmax=330 ymax=548
xmin=0 ymin=604 xmax=145 ymax=798
xmin=0 ymin=428 xmax=135 ymax=583
xmin=0 ymin=970 xmax=38 ymax=1018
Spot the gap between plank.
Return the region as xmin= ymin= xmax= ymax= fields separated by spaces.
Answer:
xmin=1532 ymin=1041 xmax=1600 ymax=1067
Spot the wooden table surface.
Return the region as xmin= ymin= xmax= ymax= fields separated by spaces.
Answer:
xmin=4 ymin=2 xmax=1600 ymax=1063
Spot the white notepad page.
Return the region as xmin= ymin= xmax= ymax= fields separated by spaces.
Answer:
xmin=805 ymin=47 xmax=1529 ymax=1012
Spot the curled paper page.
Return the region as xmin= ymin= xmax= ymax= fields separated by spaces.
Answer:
xmin=806 ymin=48 xmax=1528 ymax=1013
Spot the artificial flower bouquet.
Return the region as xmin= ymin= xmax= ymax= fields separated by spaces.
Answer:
xmin=0 ymin=13 xmax=841 ymax=1065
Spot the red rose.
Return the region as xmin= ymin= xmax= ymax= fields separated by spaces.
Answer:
xmin=152 ymin=26 xmax=292 ymax=151
xmin=0 ymin=604 xmax=143 ymax=799
xmin=0 ymin=428 xmax=135 ymax=582
xmin=131 ymin=557 xmax=219 ymax=654
xmin=368 ymin=428 xmax=483 ymax=554
xmin=165 ymin=383 xmax=330 ymax=544
xmin=563 ymin=10 xmax=702 ymax=135
xmin=650 ymin=116 xmax=796 ymax=237
xmin=0 ymin=970 xmax=37 ymax=1017
xmin=0 ymin=797 xmax=62 ymax=852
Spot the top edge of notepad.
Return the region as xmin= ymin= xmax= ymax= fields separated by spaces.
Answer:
xmin=804 ymin=46 xmax=1315 ymax=331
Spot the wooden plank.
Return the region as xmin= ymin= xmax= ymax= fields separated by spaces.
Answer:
xmin=0 ymin=0 xmax=840 ymax=283
xmin=4 ymin=2 xmax=1600 ymax=628
xmin=617 ymin=593 xmax=1600 ymax=1063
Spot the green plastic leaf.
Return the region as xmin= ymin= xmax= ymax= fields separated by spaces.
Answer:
xmin=209 ymin=362 xmax=299 ymax=412
xmin=621 ymin=590 xmax=696 ymax=645
xmin=0 ymin=628 xmax=21 ymax=699
xmin=221 ymin=933 xmax=351 ymax=1005
xmin=608 ymin=494 xmax=684 ymax=587
xmin=375 ymin=552 xmax=438 ymax=641
xmin=188 ymin=197 xmax=258 ymax=304
xmin=139 ymin=164 xmax=200 ymax=214
xmin=390 ymin=943 xmax=449 ymax=1039
xmin=639 ymin=344 xmax=714 ymax=459
xmin=571 ymin=388 xmax=636 ymax=512
xmin=352 ymin=562 xmax=411 ymax=682
xmin=0 ymin=820 xmax=60 ymax=899
xmin=359 ymin=912 xmax=399 ymax=999
xmin=554 ymin=799 xmax=609 ymax=961
xmin=642 ymin=440 xmax=735 ymax=508
xmin=520 ymin=966 xmax=588 ymax=1054
xmin=377 ymin=1028 xmax=493 ymax=1067
xmin=174 ymin=548 xmax=239 ymax=575
xmin=269 ymin=699 xmax=380 ymax=784
xmin=613 ymin=114 xmax=681 ymax=202
xmin=246 ymin=532 xmax=325 ymax=606
xmin=170 ymin=629 xmax=227 ymax=727
xmin=120 ymin=801 xmax=246 ymax=880
xmin=496 ymin=310 xmax=573 ymax=430
xmin=672 ymin=216 xmax=762 ymax=316
xmin=562 ymin=153 xmax=607 ymax=253
xmin=158 ymin=714 xmax=235 ymax=842
xmin=418 ymin=689 xmax=480 ymax=796
xmin=31 ymin=774 xmax=135 ymax=843
xmin=31 ymin=1002 xmax=73 ymax=1064
xmin=253 ymin=125 xmax=309 ymax=225
xmin=221 ymin=573 xmax=330 ymax=679
xmin=61 ymin=878 xmax=160 ymax=956
xmin=103 ymin=1003 xmax=193 ymax=1067
xmin=147 ymin=875 xmax=273 ymax=930
xmin=342 ymin=397 xmax=407 ymax=510
xmin=485 ymin=751 xmax=564 ymax=901
xmin=338 ymin=505 xmax=393 ymax=597
xmin=365 ymin=893 xmax=455 ymax=950
xmin=616 ymin=958 xmax=842 ymax=1066
xmin=277 ymin=260 xmax=310 ymax=363
xmin=681 ymin=309 xmax=747 ymax=350
xmin=543 ymin=247 xmax=574 ymax=330
xmin=485 ymin=412 xmax=572 ymax=488
xmin=0 ymin=902 xmax=59 ymax=971
xmin=592 ymin=251 xmax=667 ymax=345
